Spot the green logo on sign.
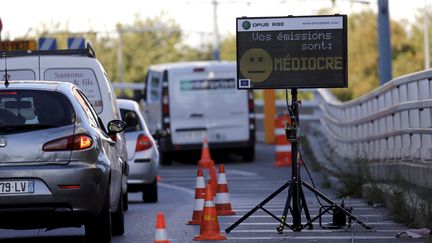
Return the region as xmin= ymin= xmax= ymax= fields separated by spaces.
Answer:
xmin=242 ymin=21 xmax=251 ymax=30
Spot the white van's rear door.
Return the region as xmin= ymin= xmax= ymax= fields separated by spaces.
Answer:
xmin=169 ymin=68 xmax=249 ymax=145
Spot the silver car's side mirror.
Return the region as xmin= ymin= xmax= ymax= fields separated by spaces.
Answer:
xmin=108 ymin=120 xmax=126 ymax=134
xmin=123 ymin=111 xmax=138 ymax=127
xmin=152 ymin=129 xmax=169 ymax=139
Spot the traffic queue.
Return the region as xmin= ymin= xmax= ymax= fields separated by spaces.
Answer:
xmin=0 ymin=42 xmax=255 ymax=242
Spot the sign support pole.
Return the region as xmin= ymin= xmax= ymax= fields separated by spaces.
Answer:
xmin=290 ymin=88 xmax=302 ymax=229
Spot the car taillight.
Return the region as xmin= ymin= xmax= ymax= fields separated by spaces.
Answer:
xmin=136 ymin=134 xmax=152 ymax=152
xmin=42 ymin=134 xmax=93 ymax=151
xmin=162 ymin=80 xmax=170 ymax=131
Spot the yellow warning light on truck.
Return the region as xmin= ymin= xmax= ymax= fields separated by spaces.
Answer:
xmin=0 ymin=40 xmax=37 ymax=51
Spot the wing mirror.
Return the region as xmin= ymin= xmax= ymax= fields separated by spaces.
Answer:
xmin=123 ymin=110 xmax=138 ymax=127
xmin=152 ymin=129 xmax=169 ymax=139
xmin=108 ymin=120 xmax=126 ymax=134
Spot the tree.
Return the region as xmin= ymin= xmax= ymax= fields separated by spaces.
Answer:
xmin=331 ymin=10 xmax=423 ymax=101
xmin=93 ymin=14 xmax=203 ymax=83
xmin=220 ymin=34 xmax=236 ymax=61
xmin=392 ymin=10 xmax=431 ymax=77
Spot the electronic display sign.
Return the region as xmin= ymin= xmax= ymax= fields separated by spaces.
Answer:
xmin=236 ymin=15 xmax=347 ymax=89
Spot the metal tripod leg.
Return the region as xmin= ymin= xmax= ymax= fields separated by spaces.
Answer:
xmin=276 ymin=182 xmax=294 ymax=233
xmin=299 ymin=183 xmax=313 ymax=230
xmin=276 ymin=177 xmax=314 ymax=233
xmin=301 ymin=180 xmax=372 ymax=230
xmin=225 ymin=180 xmax=292 ymax=233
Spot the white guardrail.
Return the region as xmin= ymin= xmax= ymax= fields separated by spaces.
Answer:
xmin=311 ymin=69 xmax=432 ymax=163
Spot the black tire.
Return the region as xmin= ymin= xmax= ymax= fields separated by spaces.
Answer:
xmin=242 ymin=146 xmax=255 ymax=162
xmin=142 ymin=178 xmax=158 ymax=203
xmin=123 ymin=192 xmax=129 ymax=211
xmin=85 ymin=190 xmax=112 ymax=243
xmin=160 ymin=152 xmax=172 ymax=165
xmin=111 ymin=191 xmax=125 ymax=236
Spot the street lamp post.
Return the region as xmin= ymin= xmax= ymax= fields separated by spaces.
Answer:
xmin=377 ymin=0 xmax=393 ymax=84
xmin=212 ymin=0 xmax=220 ymax=60
xmin=425 ymin=0 xmax=430 ymax=69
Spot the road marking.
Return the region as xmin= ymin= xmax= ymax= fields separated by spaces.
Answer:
xmin=233 ymin=204 xmax=371 ymax=208
xmin=158 ymin=182 xmax=195 ymax=196
xmin=225 ymin=236 xmax=399 ymax=240
xmin=221 ymin=222 xmax=400 ymax=225
xmin=229 ymin=229 xmax=402 ymax=233
xmin=234 ymin=207 xmax=378 ymax=211
xmin=228 ymin=169 xmax=259 ymax=176
xmin=228 ymin=214 xmax=383 ymax=218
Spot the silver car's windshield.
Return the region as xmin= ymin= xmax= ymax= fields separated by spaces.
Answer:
xmin=0 ymin=90 xmax=75 ymax=133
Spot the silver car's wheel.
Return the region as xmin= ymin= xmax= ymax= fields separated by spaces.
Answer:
xmin=85 ymin=190 xmax=112 ymax=243
xmin=123 ymin=192 xmax=129 ymax=211
xmin=160 ymin=152 xmax=172 ymax=165
xmin=112 ymin=190 xmax=125 ymax=236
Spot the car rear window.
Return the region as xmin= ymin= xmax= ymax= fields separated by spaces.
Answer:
xmin=0 ymin=90 xmax=74 ymax=129
xmin=44 ymin=68 xmax=103 ymax=114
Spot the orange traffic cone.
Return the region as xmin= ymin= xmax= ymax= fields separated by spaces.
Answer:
xmin=154 ymin=212 xmax=169 ymax=243
xmin=187 ymin=168 xmax=206 ymax=225
xmin=198 ymin=138 xmax=215 ymax=169
xmin=207 ymin=166 xmax=217 ymax=196
xmin=215 ymin=164 xmax=236 ymax=216
xmin=193 ymin=185 xmax=227 ymax=241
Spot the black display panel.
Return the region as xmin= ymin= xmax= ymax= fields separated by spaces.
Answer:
xmin=236 ymin=15 xmax=347 ymax=89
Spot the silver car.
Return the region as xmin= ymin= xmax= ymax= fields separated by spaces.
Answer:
xmin=117 ymin=99 xmax=159 ymax=202
xmin=0 ymin=81 xmax=127 ymax=243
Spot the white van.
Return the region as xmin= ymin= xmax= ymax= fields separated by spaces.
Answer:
xmin=0 ymin=45 xmax=129 ymax=223
xmin=141 ymin=61 xmax=255 ymax=164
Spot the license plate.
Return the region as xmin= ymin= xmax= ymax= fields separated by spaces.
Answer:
xmin=181 ymin=131 xmax=205 ymax=140
xmin=0 ymin=180 xmax=34 ymax=194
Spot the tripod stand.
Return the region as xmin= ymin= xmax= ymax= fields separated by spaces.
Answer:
xmin=225 ymin=88 xmax=372 ymax=234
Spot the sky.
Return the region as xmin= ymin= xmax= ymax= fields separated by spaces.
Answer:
xmin=0 ymin=0 xmax=427 ymax=45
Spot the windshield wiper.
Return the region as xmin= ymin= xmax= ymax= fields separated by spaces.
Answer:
xmin=0 ymin=124 xmax=59 ymax=133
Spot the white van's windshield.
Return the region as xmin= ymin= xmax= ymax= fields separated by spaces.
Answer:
xmin=44 ymin=68 xmax=103 ymax=114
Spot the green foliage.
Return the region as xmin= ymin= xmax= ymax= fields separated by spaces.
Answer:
xmin=332 ymin=10 xmax=429 ymax=101
xmin=334 ymin=159 xmax=370 ymax=198
xmin=331 ymin=11 xmax=380 ymax=101
xmin=94 ymin=14 xmax=212 ymax=83
xmin=220 ymin=34 xmax=236 ymax=61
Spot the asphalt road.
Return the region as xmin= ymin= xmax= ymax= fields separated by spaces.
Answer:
xmin=0 ymin=143 xmax=423 ymax=243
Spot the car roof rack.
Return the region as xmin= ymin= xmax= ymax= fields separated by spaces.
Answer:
xmin=0 ymin=42 xmax=96 ymax=58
